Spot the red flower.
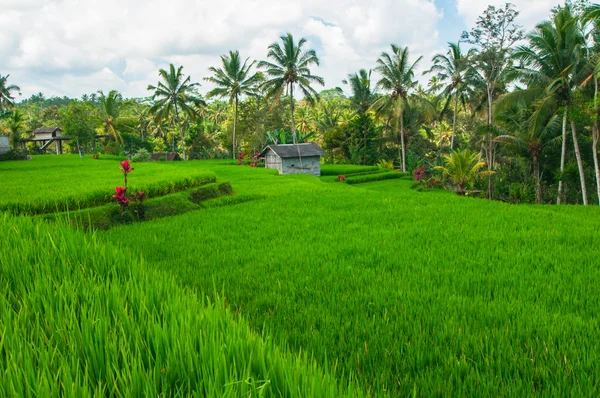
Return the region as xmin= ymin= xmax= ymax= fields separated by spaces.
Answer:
xmin=137 ymin=191 xmax=145 ymax=201
xmin=120 ymin=160 xmax=134 ymax=175
xmin=113 ymin=186 xmax=130 ymax=204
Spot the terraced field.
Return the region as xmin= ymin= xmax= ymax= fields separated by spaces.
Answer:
xmin=2 ymin=156 xmax=600 ymax=396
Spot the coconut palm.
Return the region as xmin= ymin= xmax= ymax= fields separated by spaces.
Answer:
xmin=147 ymin=64 xmax=204 ymax=160
xmin=372 ymin=45 xmax=422 ymax=171
xmin=495 ymin=95 xmax=561 ymax=203
xmin=205 ymin=50 xmax=261 ymax=159
xmin=511 ymin=5 xmax=587 ymax=204
xmin=426 ymin=42 xmax=475 ymax=150
xmin=0 ymin=74 xmax=21 ymax=111
xmin=434 ymin=149 xmax=494 ymax=195
xmin=258 ymin=33 xmax=324 ymax=139
xmin=343 ymin=69 xmax=375 ymax=164
xmin=97 ymin=90 xmax=137 ymax=147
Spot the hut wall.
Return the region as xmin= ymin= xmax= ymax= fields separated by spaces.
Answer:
xmin=265 ymin=151 xmax=283 ymax=174
xmin=281 ymin=156 xmax=321 ymax=176
xmin=35 ymin=132 xmax=54 ymax=140
xmin=0 ymin=136 xmax=9 ymax=154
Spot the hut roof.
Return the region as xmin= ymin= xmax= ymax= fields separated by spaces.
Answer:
xmin=260 ymin=143 xmax=324 ymax=158
xmin=33 ymin=127 xmax=62 ymax=135
xmin=150 ymin=152 xmax=181 ymax=161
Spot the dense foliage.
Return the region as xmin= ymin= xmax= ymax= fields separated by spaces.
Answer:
xmin=2 ymin=1 xmax=600 ymax=207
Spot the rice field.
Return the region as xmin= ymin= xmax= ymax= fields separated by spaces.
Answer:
xmin=0 ymin=155 xmax=218 ymax=214
xmin=3 ymin=156 xmax=600 ymax=396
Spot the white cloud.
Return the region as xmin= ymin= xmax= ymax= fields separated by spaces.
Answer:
xmin=456 ymin=0 xmax=557 ymax=32
xmin=0 ymin=0 xmax=554 ymax=99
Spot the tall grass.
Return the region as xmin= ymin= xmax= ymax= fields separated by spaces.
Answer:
xmin=0 ymin=155 xmax=216 ymax=214
xmin=0 ymin=213 xmax=364 ymax=397
xmin=320 ymin=164 xmax=381 ymax=176
xmin=102 ymin=165 xmax=600 ymax=396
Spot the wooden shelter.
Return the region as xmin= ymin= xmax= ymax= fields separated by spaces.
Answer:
xmin=25 ymin=127 xmax=70 ymax=154
xmin=260 ymin=143 xmax=324 ymax=176
xmin=150 ymin=152 xmax=182 ymax=161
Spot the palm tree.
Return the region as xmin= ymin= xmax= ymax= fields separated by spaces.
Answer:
xmin=147 ymin=64 xmax=204 ymax=160
xmin=97 ymin=90 xmax=136 ymax=147
xmin=205 ymin=50 xmax=261 ymax=159
xmin=6 ymin=109 xmax=25 ymax=148
xmin=434 ymin=149 xmax=494 ymax=195
xmin=495 ymin=95 xmax=560 ymax=203
xmin=372 ymin=45 xmax=422 ymax=171
xmin=512 ymin=5 xmax=587 ymax=204
xmin=343 ymin=69 xmax=375 ymax=164
xmin=582 ymin=5 xmax=600 ymax=205
xmin=0 ymin=74 xmax=21 ymax=111
xmin=258 ymin=33 xmax=324 ymax=139
xmin=426 ymin=42 xmax=475 ymax=150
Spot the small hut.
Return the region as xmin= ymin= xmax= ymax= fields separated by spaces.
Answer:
xmin=260 ymin=143 xmax=324 ymax=176
xmin=0 ymin=136 xmax=10 ymax=154
xmin=27 ymin=127 xmax=70 ymax=154
xmin=150 ymin=152 xmax=182 ymax=161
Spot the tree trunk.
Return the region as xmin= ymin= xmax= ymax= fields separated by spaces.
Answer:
xmin=174 ymin=104 xmax=185 ymax=160
xmin=487 ymin=84 xmax=494 ymax=199
xmin=571 ymin=119 xmax=587 ymax=205
xmin=400 ymin=105 xmax=406 ymax=172
xmin=290 ymin=84 xmax=303 ymax=169
xmin=290 ymin=83 xmax=296 ymax=136
xmin=557 ymin=109 xmax=567 ymax=204
xmin=451 ymin=95 xmax=458 ymax=151
xmin=533 ymin=152 xmax=541 ymax=204
xmin=593 ymin=76 xmax=600 ymax=206
xmin=363 ymin=115 xmax=367 ymax=165
xmin=593 ymin=119 xmax=600 ymax=206
xmin=233 ymin=96 xmax=238 ymax=160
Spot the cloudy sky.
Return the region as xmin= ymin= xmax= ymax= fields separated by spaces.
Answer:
xmin=1 ymin=0 xmax=560 ymax=100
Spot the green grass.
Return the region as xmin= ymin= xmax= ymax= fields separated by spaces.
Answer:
xmin=4 ymin=156 xmax=600 ymax=396
xmin=320 ymin=164 xmax=382 ymax=176
xmin=100 ymin=164 xmax=600 ymax=396
xmin=0 ymin=155 xmax=217 ymax=214
xmin=0 ymin=212 xmax=364 ymax=397
xmin=344 ymin=171 xmax=409 ymax=184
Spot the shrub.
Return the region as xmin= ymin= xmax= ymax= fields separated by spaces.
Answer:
xmin=345 ymin=172 xmax=408 ymax=185
xmin=132 ymin=148 xmax=151 ymax=162
xmin=0 ymin=150 xmax=27 ymax=161
xmin=190 ymin=182 xmax=233 ymax=204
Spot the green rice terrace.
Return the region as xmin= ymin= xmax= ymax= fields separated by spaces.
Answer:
xmin=2 ymin=155 xmax=600 ymax=397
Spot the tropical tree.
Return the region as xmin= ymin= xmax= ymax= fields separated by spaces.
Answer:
xmin=97 ymin=90 xmax=136 ymax=148
xmin=495 ymin=95 xmax=560 ymax=203
xmin=258 ymin=33 xmax=324 ymax=140
xmin=6 ymin=109 xmax=25 ymax=148
xmin=147 ymin=64 xmax=204 ymax=160
xmin=434 ymin=149 xmax=494 ymax=195
xmin=511 ymin=5 xmax=587 ymax=204
xmin=462 ymin=3 xmax=524 ymax=198
xmin=372 ymin=45 xmax=422 ymax=171
xmin=205 ymin=50 xmax=261 ymax=159
xmin=426 ymin=42 xmax=474 ymax=150
xmin=0 ymin=74 xmax=21 ymax=112
xmin=343 ymin=69 xmax=375 ymax=164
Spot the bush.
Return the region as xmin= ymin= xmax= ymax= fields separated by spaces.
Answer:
xmin=190 ymin=182 xmax=233 ymax=204
xmin=345 ymin=172 xmax=409 ymax=185
xmin=0 ymin=150 xmax=27 ymax=161
xmin=132 ymin=148 xmax=151 ymax=162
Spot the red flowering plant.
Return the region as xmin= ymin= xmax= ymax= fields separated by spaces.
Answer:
xmin=250 ymin=152 xmax=260 ymax=167
xmin=237 ymin=153 xmax=245 ymax=165
xmin=413 ymin=165 xmax=425 ymax=182
xmin=112 ymin=160 xmax=146 ymax=221
xmin=337 ymin=175 xmax=346 ymax=182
